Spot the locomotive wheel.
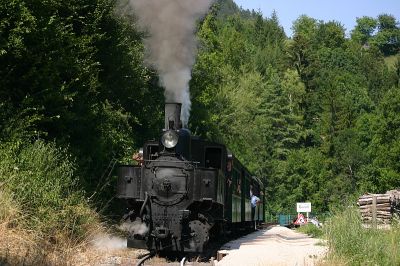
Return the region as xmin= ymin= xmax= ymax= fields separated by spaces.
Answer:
xmin=188 ymin=220 xmax=210 ymax=252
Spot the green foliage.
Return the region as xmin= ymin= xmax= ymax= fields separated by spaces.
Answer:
xmin=325 ymin=207 xmax=400 ymax=265
xmin=296 ymin=223 xmax=324 ymax=238
xmin=351 ymin=16 xmax=377 ymax=45
xmin=0 ymin=139 xmax=97 ymax=238
xmin=316 ymin=21 xmax=346 ymax=48
xmin=351 ymin=14 xmax=400 ymax=56
xmin=0 ymin=0 xmax=164 ymax=203
xmin=192 ymin=3 xmax=400 ymax=215
xmin=367 ymin=88 xmax=400 ymax=190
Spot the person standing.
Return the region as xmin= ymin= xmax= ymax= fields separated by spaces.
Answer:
xmin=251 ymin=194 xmax=260 ymax=229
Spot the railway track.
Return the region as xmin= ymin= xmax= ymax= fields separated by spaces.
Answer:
xmin=136 ymin=225 xmax=277 ymax=266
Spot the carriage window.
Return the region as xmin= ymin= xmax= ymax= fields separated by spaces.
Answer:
xmin=205 ymin=147 xmax=222 ymax=169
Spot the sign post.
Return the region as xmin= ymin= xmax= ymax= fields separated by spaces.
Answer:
xmin=296 ymin=202 xmax=312 ymax=222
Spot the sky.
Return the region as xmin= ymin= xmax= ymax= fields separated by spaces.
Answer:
xmin=233 ymin=0 xmax=400 ymax=36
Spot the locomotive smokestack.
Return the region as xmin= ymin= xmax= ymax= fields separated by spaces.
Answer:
xmin=165 ymin=103 xmax=182 ymax=130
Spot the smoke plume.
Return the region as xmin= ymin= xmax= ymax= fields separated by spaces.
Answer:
xmin=119 ymin=219 xmax=149 ymax=235
xmin=120 ymin=0 xmax=214 ymax=126
xmin=91 ymin=220 xmax=149 ymax=250
xmin=92 ymin=233 xmax=127 ymax=250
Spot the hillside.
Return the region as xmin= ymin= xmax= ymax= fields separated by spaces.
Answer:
xmin=0 ymin=0 xmax=399 ymax=263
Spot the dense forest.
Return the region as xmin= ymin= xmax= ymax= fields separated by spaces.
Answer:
xmin=190 ymin=1 xmax=400 ymax=214
xmin=191 ymin=1 xmax=400 ymax=213
xmin=1 ymin=0 xmax=400 ymax=241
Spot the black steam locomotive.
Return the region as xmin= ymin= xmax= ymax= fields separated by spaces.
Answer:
xmin=116 ymin=103 xmax=264 ymax=253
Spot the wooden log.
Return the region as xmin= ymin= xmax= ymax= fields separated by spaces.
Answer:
xmin=362 ymin=220 xmax=391 ymax=224
xmin=359 ymin=203 xmax=391 ymax=209
xmin=360 ymin=208 xmax=391 ymax=212
xmin=360 ymin=210 xmax=392 ymax=214
xmin=361 ymin=214 xmax=391 ymax=217
xmin=360 ymin=210 xmax=391 ymax=215
xmin=358 ymin=200 xmax=390 ymax=206
xmin=362 ymin=216 xmax=388 ymax=219
xmin=361 ymin=216 xmax=392 ymax=220
xmin=359 ymin=194 xmax=390 ymax=199
xmin=359 ymin=195 xmax=390 ymax=199
xmin=358 ymin=201 xmax=389 ymax=206
xmin=365 ymin=213 xmax=392 ymax=217
xmin=358 ymin=197 xmax=391 ymax=205
xmin=358 ymin=196 xmax=390 ymax=201
xmin=361 ymin=217 xmax=392 ymax=222
xmin=358 ymin=191 xmax=400 ymax=225
xmin=360 ymin=213 xmax=391 ymax=217
xmin=362 ymin=217 xmax=391 ymax=222
xmin=360 ymin=210 xmax=391 ymax=214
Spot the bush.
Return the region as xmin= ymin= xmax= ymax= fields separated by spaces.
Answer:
xmin=296 ymin=223 xmax=324 ymax=238
xmin=0 ymin=140 xmax=98 ymax=239
xmin=0 ymin=187 xmax=20 ymax=223
xmin=325 ymin=207 xmax=400 ymax=265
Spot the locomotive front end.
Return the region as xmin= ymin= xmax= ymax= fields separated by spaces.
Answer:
xmin=139 ymin=152 xmax=195 ymax=251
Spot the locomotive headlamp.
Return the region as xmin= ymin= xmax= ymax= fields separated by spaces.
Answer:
xmin=161 ymin=130 xmax=179 ymax=149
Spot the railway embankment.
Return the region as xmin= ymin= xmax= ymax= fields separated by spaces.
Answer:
xmin=215 ymin=225 xmax=327 ymax=266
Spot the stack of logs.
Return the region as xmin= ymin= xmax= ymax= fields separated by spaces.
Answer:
xmin=358 ymin=189 xmax=400 ymax=224
xmin=388 ymin=189 xmax=400 ymax=215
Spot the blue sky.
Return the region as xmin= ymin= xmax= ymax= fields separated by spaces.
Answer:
xmin=233 ymin=0 xmax=400 ymax=36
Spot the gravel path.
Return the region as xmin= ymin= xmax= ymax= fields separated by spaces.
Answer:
xmin=215 ymin=225 xmax=327 ymax=266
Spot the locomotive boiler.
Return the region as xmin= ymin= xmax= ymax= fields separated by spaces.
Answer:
xmin=116 ymin=103 xmax=264 ymax=253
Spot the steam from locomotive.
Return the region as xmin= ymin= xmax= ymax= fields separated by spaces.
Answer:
xmin=122 ymin=0 xmax=214 ymax=126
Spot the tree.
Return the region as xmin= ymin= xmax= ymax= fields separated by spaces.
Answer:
xmin=377 ymin=14 xmax=397 ymax=31
xmin=371 ymin=14 xmax=400 ymax=56
xmin=0 ymin=0 xmax=164 ymax=198
xmin=316 ymin=21 xmax=346 ymax=48
xmin=287 ymin=15 xmax=318 ymax=99
xmin=351 ymin=16 xmax=377 ymax=45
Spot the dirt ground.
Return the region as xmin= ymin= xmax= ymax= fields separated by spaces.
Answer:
xmin=215 ymin=225 xmax=327 ymax=266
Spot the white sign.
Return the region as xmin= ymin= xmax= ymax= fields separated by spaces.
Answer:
xmin=297 ymin=202 xmax=312 ymax=213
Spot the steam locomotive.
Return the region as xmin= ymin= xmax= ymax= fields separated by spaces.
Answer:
xmin=116 ymin=103 xmax=264 ymax=253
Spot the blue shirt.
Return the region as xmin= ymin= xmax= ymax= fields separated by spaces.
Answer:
xmin=251 ymin=195 xmax=260 ymax=208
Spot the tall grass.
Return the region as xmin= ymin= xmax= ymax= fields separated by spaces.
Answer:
xmin=325 ymin=207 xmax=400 ymax=266
xmin=0 ymin=140 xmax=101 ymax=265
xmin=296 ymin=223 xmax=324 ymax=238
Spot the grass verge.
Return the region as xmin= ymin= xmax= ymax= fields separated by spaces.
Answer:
xmin=324 ymin=207 xmax=400 ymax=266
xmin=0 ymin=140 xmax=102 ymax=265
xmin=296 ymin=223 xmax=324 ymax=238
